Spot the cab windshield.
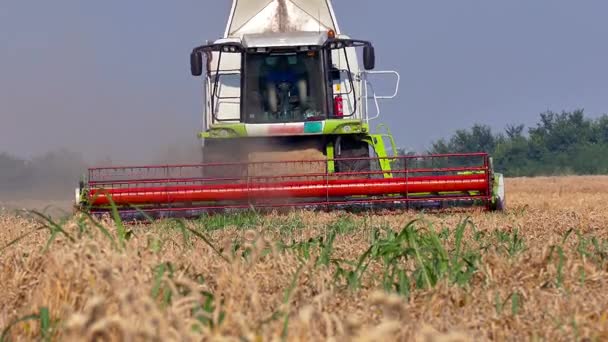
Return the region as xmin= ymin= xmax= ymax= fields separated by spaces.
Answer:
xmin=243 ymin=50 xmax=327 ymax=123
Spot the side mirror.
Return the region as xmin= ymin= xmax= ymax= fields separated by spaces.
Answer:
xmin=190 ymin=51 xmax=203 ymax=76
xmin=363 ymin=45 xmax=375 ymax=70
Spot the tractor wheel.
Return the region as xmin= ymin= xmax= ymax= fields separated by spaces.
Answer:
xmin=336 ymin=138 xmax=371 ymax=174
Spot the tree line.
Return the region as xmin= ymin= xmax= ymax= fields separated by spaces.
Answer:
xmin=424 ymin=109 xmax=608 ymax=176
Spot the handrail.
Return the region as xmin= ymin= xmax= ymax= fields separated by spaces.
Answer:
xmin=362 ymin=70 xmax=401 ymax=122
xmin=365 ymin=70 xmax=400 ymax=99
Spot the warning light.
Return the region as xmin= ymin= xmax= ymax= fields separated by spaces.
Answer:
xmin=328 ymin=29 xmax=336 ymax=39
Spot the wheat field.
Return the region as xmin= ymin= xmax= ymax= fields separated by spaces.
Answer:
xmin=1 ymin=176 xmax=607 ymax=341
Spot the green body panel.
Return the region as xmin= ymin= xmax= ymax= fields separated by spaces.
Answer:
xmin=326 ymin=143 xmax=335 ymax=173
xmin=324 ymin=120 xmax=369 ymax=135
xmin=199 ymin=120 xmax=397 ymax=178
xmin=199 ymin=124 xmax=248 ymax=139
xmin=362 ymin=134 xmax=393 ymax=178
xmin=362 ymin=124 xmax=398 ymax=178
xmin=199 ymin=119 xmax=370 ymax=139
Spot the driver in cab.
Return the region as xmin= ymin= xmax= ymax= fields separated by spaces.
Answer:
xmin=263 ymin=55 xmax=308 ymax=117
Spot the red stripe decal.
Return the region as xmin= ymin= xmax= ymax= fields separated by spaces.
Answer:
xmin=268 ymin=124 xmax=305 ymax=134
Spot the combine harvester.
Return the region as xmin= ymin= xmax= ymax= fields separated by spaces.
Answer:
xmin=77 ymin=0 xmax=505 ymax=220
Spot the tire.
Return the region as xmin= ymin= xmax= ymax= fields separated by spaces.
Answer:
xmin=336 ymin=138 xmax=371 ymax=174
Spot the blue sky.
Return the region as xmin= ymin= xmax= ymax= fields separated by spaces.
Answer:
xmin=1 ymin=1 xmax=606 ymax=162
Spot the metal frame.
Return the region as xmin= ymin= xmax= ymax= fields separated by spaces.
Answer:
xmin=83 ymin=153 xmax=493 ymax=219
xmin=362 ymin=70 xmax=401 ymax=122
xmin=330 ymin=46 xmax=357 ymax=118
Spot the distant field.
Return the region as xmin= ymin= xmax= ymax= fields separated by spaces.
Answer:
xmin=1 ymin=176 xmax=607 ymax=340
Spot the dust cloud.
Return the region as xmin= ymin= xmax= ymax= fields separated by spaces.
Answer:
xmin=0 ymin=140 xmax=205 ymax=212
xmin=0 ymin=149 xmax=86 ymax=213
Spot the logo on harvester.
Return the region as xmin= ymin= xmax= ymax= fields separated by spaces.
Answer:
xmin=303 ymin=122 xmax=323 ymax=133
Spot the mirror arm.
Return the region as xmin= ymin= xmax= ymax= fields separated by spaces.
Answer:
xmin=193 ymin=42 xmax=245 ymax=54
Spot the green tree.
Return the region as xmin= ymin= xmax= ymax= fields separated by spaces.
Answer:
xmin=528 ymin=110 xmax=593 ymax=153
xmin=594 ymin=114 xmax=608 ymax=144
xmin=429 ymin=124 xmax=496 ymax=154
xmin=425 ymin=109 xmax=608 ymax=177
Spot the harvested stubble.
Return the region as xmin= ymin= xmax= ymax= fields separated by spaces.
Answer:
xmin=1 ymin=176 xmax=608 ymax=341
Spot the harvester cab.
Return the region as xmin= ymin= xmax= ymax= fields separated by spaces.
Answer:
xmin=77 ymin=0 xmax=505 ymax=220
xmin=196 ymin=34 xmax=373 ymax=122
xmin=190 ymin=31 xmax=400 ymax=173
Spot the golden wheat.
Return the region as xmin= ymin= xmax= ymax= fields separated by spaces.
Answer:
xmin=1 ymin=176 xmax=607 ymax=341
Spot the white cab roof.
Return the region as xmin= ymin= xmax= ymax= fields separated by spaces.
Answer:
xmin=242 ymin=31 xmax=328 ymax=48
xmin=226 ymin=0 xmax=340 ymax=37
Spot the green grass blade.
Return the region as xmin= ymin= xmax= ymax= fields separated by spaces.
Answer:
xmin=556 ymin=246 xmax=566 ymax=288
xmin=175 ymin=220 xmax=192 ymax=249
xmin=151 ymin=263 xmax=167 ymax=299
xmin=0 ymin=226 xmax=46 ymax=255
xmin=561 ymin=228 xmax=575 ymax=245
xmin=495 ymin=292 xmax=503 ymax=315
xmin=105 ymin=195 xmax=127 ymax=249
xmin=511 ymin=292 xmax=521 ymax=316
xmin=29 ymin=210 xmax=75 ymax=246
xmin=0 ymin=313 xmax=40 ymax=342
xmin=403 ymin=225 xmax=433 ymax=289
xmin=453 ymin=218 xmax=469 ymax=263
xmin=281 ymin=263 xmax=305 ymax=341
xmin=78 ymin=210 xmax=119 ymax=250
xmin=39 ymin=307 xmax=51 ymax=342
